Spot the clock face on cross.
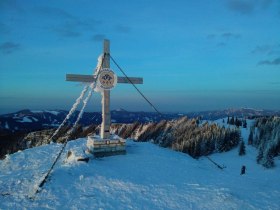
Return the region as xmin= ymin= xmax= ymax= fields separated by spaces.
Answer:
xmin=97 ymin=68 xmax=117 ymax=90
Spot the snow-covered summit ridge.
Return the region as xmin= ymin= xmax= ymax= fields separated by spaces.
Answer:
xmin=0 ymin=138 xmax=280 ymax=209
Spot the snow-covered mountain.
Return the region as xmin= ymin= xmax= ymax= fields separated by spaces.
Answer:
xmin=0 ymin=109 xmax=181 ymax=132
xmin=1 ymin=108 xmax=279 ymax=133
xmin=0 ymin=138 xmax=279 ymax=209
xmin=186 ymin=108 xmax=280 ymax=120
xmin=0 ymin=115 xmax=241 ymax=160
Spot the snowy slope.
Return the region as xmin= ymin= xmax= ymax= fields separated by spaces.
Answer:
xmin=1 ymin=137 xmax=280 ymax=210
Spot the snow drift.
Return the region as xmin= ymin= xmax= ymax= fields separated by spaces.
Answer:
xmin=0 ymin=138 xmax=280 ymax=209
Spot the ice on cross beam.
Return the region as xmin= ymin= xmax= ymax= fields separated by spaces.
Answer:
xmin=66 ymin=74 xmax=143 ymax=84
xmin=66 ymin=39 xmax=143 ymax=157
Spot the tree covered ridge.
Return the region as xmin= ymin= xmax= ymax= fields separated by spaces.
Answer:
xmin=252 ymin=117 xmax=280 ymax=168
xmin=112 ymin=117 xmax=241 ymax=158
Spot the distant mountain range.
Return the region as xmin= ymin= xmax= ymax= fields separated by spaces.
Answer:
xmin=0 ymin=109 xmax=179 ymax=133
xmin=185 ymin=108 xmax=280 ymax=120
xmin=0 ymin=108 xmax=279 ymax=133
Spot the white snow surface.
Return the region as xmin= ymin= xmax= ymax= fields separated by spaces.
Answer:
xmin=1 ymin=129 xmax=280 ymax=209
xmin=32 ymin=110 xmax=61 ymax=116
xmin=17 ymin=116 xmax=33 ymax=123
xmin=4 ymin=122 xmax=9 ymax=129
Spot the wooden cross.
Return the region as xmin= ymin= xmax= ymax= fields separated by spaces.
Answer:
xmin=66 ymin=39 xmax=143 ymax=139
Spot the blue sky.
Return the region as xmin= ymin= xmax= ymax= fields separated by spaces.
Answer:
xmin=0 ymin=0 xmax=279 ymax=114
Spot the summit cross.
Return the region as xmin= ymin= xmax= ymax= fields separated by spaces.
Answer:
xmin=66 ymin=39 xmax=143 ymax=140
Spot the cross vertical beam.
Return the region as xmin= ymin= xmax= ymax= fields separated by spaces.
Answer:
xmin=101 ymin=40 xmax=111 ymax=139
xmin=66 ymin=39 xmax=143 ymax=142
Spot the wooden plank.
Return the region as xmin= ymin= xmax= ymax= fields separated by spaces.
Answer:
xmin=66 ymin=74 xmax=143 ymax=84
xmin=101 ymin=39 xmax=111 ymax=139
xmin=93 ymin=150 xmax=126 ymax=157
xmin=66 ymin=74 xmax=96 ymax=83
xmin=117 ymin=77 xmax=143 ymax=84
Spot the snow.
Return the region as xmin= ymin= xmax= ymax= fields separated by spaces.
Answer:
xmin=242 ymin=107 xmax=264 ymax=112
xmin=32 ymin=110 xmax=61 ymax=116
xmin=43 ymin=123 xmax=60 ymax=127
xmin=1 ymin=137 xmax=280 ymax=209
xmin=17 ymin=116 xmax=33 ymax=123
xmin=45 ymin=111 xmax=60 ymax=116
xmin=144 ymin=117 xmax=151 ymax=121
xmin=4 ymin=121 xmax=9 ymax=129
xmin=214 ymin=118 xmax=255 ymax=141
xmin=31 ymin=117 xmax=39 ymax=122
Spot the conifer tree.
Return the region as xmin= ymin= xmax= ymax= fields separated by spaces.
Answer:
xmin=263 ymin=150 xmax=275 ymax=168
xmin=248 ymin=130 xmax=253 ymax=145
xmin=257 ymin=147 xmax=264 ymax=164
xmin=230 ymin=117 xmax=235 ymax=125
xmin=243 ymin=119 xmax=247 ymax=128
xmin=235 ymin=117 xmax=238 ymax=127
xmin=235 ymin=117 xmax=242 ymax=127
xmin=238 ymin=140 xmax=246 ymax=156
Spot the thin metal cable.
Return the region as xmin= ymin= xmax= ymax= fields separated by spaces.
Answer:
xmin=31 ymin=54 xmax=105 ymax=199
xmin=109 ymin=54 xmax=162 ymax=116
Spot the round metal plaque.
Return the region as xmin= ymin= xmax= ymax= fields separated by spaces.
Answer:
xmin=97 ymin=68 xmax=117 ymax=90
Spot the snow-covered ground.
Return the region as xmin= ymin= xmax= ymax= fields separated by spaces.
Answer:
xmin=17 ymin=116 xmax=33 ymax=123
xmin=0 ymin=136 xmax=279 ymax=209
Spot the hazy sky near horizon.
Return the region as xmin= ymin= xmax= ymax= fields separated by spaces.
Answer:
xmin=0 ymin=0 xmax=280 ymax=114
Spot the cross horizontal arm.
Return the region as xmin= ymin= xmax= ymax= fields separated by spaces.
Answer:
xmin=66 ymin=74 xmax=96 ymax=83
xmin=117 ymin=77 xmax=143 ymax=84
xmin=66 ymin=74 xmax=143 ymax=84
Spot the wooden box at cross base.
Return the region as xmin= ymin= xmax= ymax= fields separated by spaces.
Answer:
xmin=87 ymin=135 xmax=126 ymax=157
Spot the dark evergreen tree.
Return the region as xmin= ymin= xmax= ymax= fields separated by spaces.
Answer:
xmin=238 ymin=140 xmax=246 ymax=156
xmin=227 ymin=116 xmax=229 ymax=124
xmin=242 ymin=119 xmax=247 ymax=128
xmin=257 ymin=147 xmax=264 ymax=164
xmin=193 ymin=141 xmax=201 ymax=158
xmin=230 ymin=117 xmax=235 ymax=125
xmin=205 ymin=139 xmax=215 ymax=155
xmin=263 ymin=150 xmax=275 ymax=168
xmin=240 ymin=165 xmax=246 ymax=175
xmin=248 ymin=130 xmax=253 ymax=145
xmin=238 ymin=119 xmax=242 ymax=127
xmin=234 ymin=117 xmax=242 ymax=127
xmin=235 ymin=117 xmax=238 ymax=127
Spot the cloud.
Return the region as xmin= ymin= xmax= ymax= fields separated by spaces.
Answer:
xmin=0 ymin=0 xmax=24 ymax=13
xmin=115 ymin=25 xmax=131 ymax=33
xmin=52 ymin=27 xmax=81 ymax=38
xmin=251 ymin=44 xmax=280 ymax=55
xmin=207 ymin=32 xmax=241 ymax=46
xmin=258 ymin=57 xmax=280 ymax=65
xmin=227 ymin=0 xmax=255 ymax=14
xmin=0 ymin=42 xmax=21 ymax=54
xmin=222 ymin=32 xmax=241 ymax=39
xmin=0 ymin=22 xmax=10 ymax=34
xmin=226 ymin=0 xmax=273 ymax=14
xmin=207 ymin=34 xmax=216 ymax=39
xmin=34 ymin=6 xmax=100 ymax=38
xmin=217 ymin=42 xmax=226 ymax=47
xmin=207 ymin=32 xmax=240 ymax=40
xmin=268 ymin=82 xmax=280 ymax=85
xmin=259 ymin=0 xmax=273 ymax=9
xmin=92 ymin=34 xmax=106 ymax=42
xmin=36 ymin=6 xmax=75 ymax=20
